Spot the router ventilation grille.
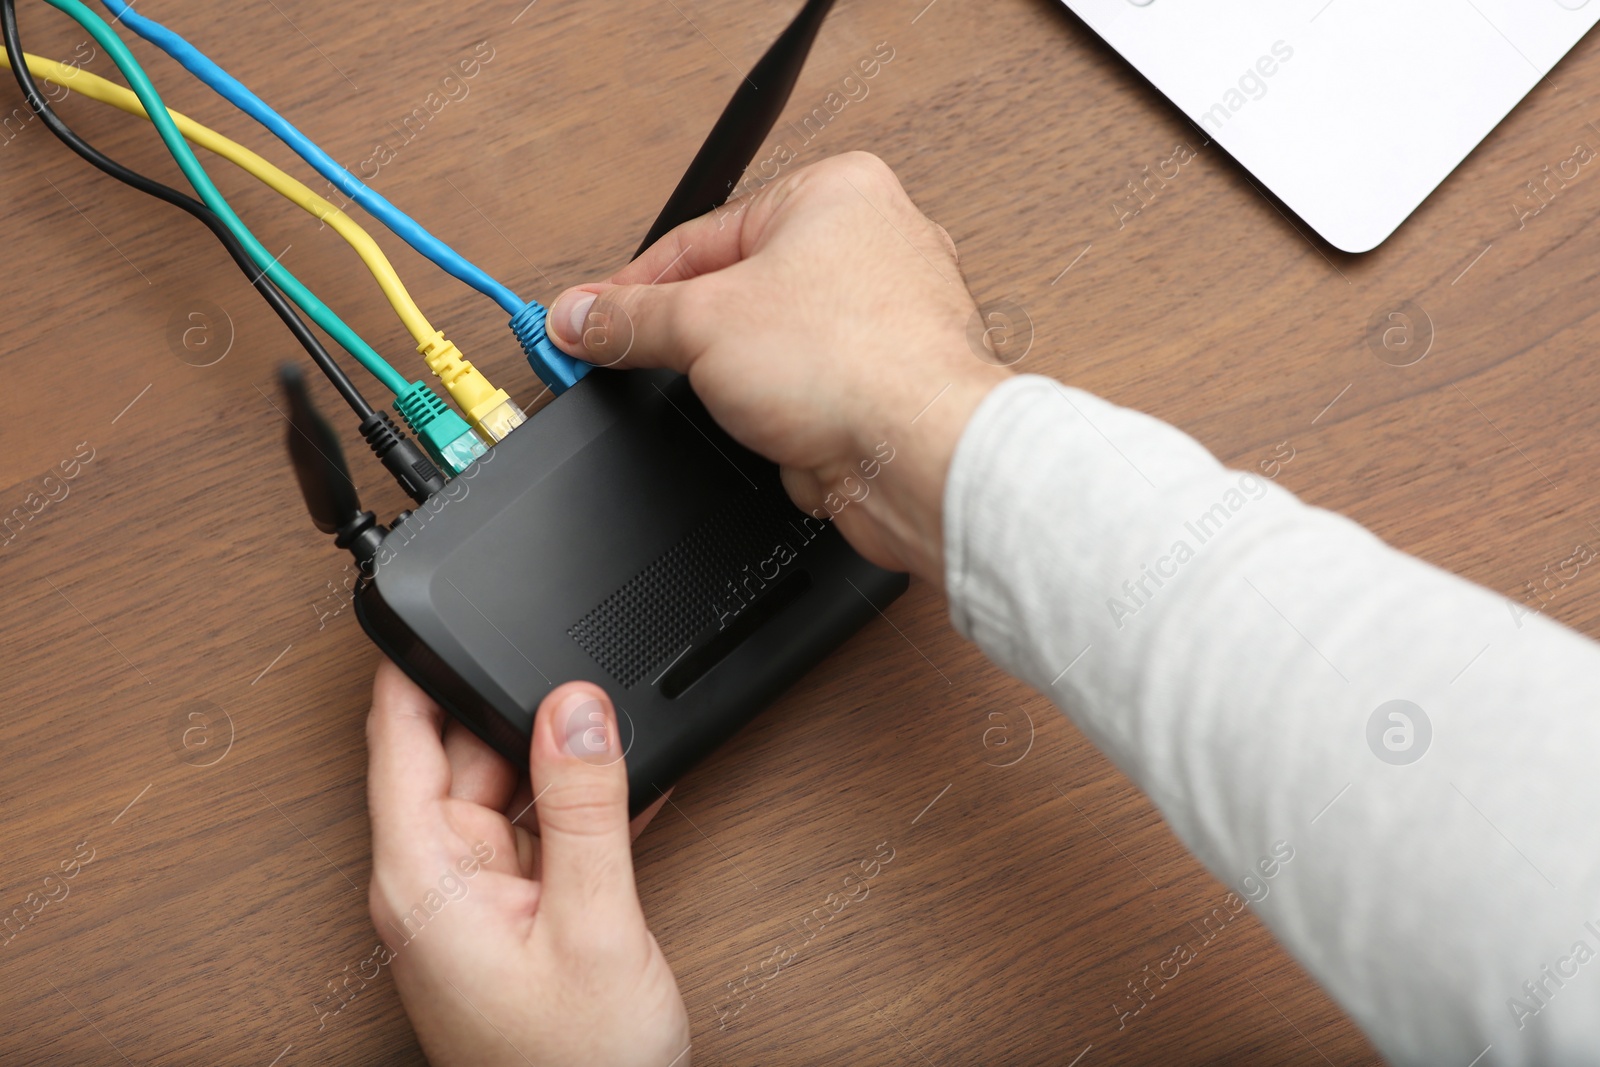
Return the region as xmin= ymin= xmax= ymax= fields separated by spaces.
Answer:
xmin=568 ymin=492 xmax=813 ymax=688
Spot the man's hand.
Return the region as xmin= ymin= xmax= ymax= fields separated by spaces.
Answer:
xmin=548 ymin=151 xmax=1010 ymax=584
xmin=365 ymin=661 xmax=689 ymax=1067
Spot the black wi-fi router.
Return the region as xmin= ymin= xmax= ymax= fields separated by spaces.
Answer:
xmin=284 ymin=0 xmax=907 ymax=816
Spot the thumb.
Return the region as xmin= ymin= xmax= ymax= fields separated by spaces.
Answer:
xmin=530 ymin=683 xmax=639 ymax=922
xmin=546 ymin=280 xmax=705 ymax=374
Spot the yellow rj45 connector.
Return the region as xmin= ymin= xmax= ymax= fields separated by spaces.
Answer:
xmin=417 ymin=331 xmax=527 ymax=444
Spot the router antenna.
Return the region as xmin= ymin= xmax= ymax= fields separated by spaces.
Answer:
xmin=636 ymin=0 xmax=836 ymax=257
xmin=281 ymin=365 xmax=385 ymax=565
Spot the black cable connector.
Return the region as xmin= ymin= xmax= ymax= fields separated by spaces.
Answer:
xmin=360 ymin=411 xmax=447 ymax=504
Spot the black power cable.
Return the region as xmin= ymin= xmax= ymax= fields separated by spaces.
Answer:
xmin=0 ymin=0 xmax=375 ymax=419
xmin=0 ymin=0 xmax=447 ymax=503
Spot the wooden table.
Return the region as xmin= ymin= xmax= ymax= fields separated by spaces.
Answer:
xmin=4 ymin=0 xmax=1595 ymax=1062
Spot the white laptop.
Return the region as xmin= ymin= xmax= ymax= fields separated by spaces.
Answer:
xmin=1060 ymin=0 xmax=1600 ymax=251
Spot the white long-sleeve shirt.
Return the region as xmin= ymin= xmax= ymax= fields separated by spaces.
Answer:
xmin=942 ymin=374 xmax=1600 ymax=1065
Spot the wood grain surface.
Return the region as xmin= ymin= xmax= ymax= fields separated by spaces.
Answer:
xmin=2 ymin=0 xmax=1595 ymax=1062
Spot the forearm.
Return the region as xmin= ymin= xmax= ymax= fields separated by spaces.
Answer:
xmin=943 ymin=375 xmax=1600 ymax=1064
xmin=838 ymin=365 xmax=1005 ymax=584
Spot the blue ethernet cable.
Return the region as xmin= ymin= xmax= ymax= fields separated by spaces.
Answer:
xmin=45 ymin=0 xmax=488 ymax=473
xmin=97 ymin=0 xmax=586 ymax=393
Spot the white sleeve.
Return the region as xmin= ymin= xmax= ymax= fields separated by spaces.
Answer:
xmin=942 ymin=374 xmax=1600 ymax=1065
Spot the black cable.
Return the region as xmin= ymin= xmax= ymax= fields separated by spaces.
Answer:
xmin=0 ymin=0 xmax=376 ymax=421
xmin=2 ymin=5 xmax=448 ymax=502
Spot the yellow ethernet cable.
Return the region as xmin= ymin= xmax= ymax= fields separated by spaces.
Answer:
xmin=1 ymin=48 xmax=525 ymax=443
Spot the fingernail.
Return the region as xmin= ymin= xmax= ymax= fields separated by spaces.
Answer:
xmin=557 ymin=690 xmax=617 ymax=765
xmin=553 ymin=291 xmax=596 ymax=347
